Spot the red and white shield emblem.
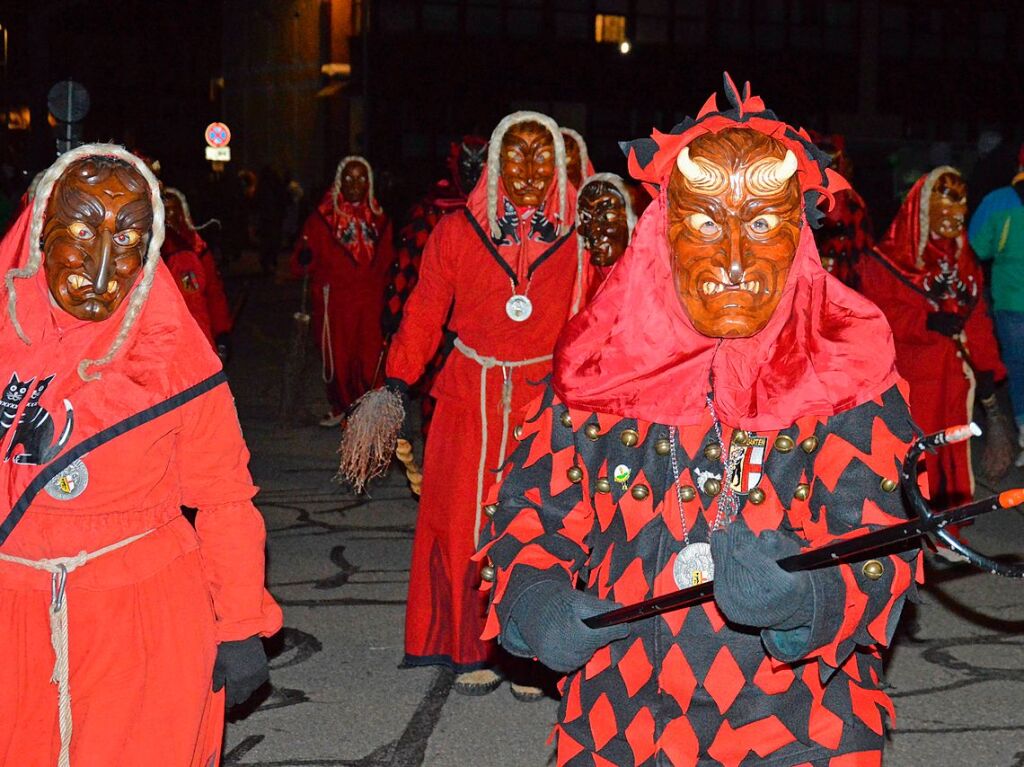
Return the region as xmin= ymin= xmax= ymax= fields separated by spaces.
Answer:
xmin=729 ymin=435 xmax=766 ymax=494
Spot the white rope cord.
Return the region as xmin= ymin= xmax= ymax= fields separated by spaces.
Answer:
xmin=321 ymin=285 xmax=335 ymax=384
xmin=453 ymin=337 xmax=553 ymax=547
xmin=0 ymin=528 xmax=154 ymax=767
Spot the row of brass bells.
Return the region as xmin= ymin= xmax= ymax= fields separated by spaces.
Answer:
xmin=801 ymin=435 xmax=819 ymax=453
xmin=560 ymin=411 xmax=573 ymax=428
xmin=704 ymin=478 xmax=721 ymax=497
xmin=679 ymin=485 xmax=696 ymax=502
xmin=481 ymin=564 xmax=496 ymax=582
xmin=704 ymin=443 xmax=722 ymax=461
xmin=595 ymin=477 xmax=612 ymax=494
xmin=732 ymin=430 xmax=748 ymax=446
xmin=880 ymin=478 xmax=898 ymax=492
xmin=484 ymin=503 xmax=498 ymax=518
xmin=774 ymin=435 xmax=795 ymax=452
xmin=584 ymin=423 xmax=601 ymax=441
xmin=620 ymin=429 xmax=639 ymax=447
xmin=567 ymin=466 xmax=584 ymax=483
xmin=655 ymin=438 xmax=671 ymax=456
xmin=747 ymin=487 xmax=766 ymax=505
xmin=794 ymin=483 xmax=810 ymax=501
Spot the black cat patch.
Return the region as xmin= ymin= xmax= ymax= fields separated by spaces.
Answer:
xmin=2 ymin=373 xmax=75 ymax=466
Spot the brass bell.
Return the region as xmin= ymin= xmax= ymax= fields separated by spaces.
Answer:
xmin=595 ymin=477 xmax=612 ymax=494
xmin=630 ymin=484 xmax=650 ymax=501
xmin=704 ymin=443 xmax=722 ymax=461
xmin=654 ymin=438 xmax=672 ymax=456
xmin=620 ymin=429 xmax=640 ymax=447
xmin=800 ymin=435 xmax=819 ymax=453
xmin=793 ymin=483 xmax=810 ymax=501
xmin=774 ymin=435 xmax=795 ymax=453
xmin=679 ymin=485 xmax=697 ymax=502
xmin=584 ymin=423 xmax=601 ymax=441
xmin=748 ymin=487 xmax=766 ymax=505
xmin=880 ymin=478 xmax=898 ymax=493
xmin=862 ymin=560 xmax=884 ymax=580
xmin=480 ymin=565 xmax=496 ymax=582
xmin=703 ymin=478 xmax=721 ymax=497
xmin=560 ymin=411 xmax=573 ymax=428
xmin=566 ymin=466 xmax=584 ymax=483
xmin=483 ymin=503 xmax=498 ymax=518
xmin=513 ymin=425 xmax=524 ymax=440
xmin=733 ymin=430 xmax=748 ymax=446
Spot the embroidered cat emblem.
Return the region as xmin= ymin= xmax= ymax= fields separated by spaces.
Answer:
xmin=492 ymin=199 xmax=521 ymax=245
xmin=528 ymin=203 xmax=557 ymax=243
xmin=3 ymin=374 xmax=75 ymax=465
xmin=0 ymin=373 xmax=33 ymax=444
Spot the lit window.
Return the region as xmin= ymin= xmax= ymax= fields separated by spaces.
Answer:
xmin=595 ymin=14 xmax=627 ymax=44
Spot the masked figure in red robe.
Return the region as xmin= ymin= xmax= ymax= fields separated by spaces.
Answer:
xmin=384 ymin=111 xmax=584 ymax=696
xmin=478 ymin=78 xmax=921 ymax=766
xmin=161 ymin=188 xmax=233 ymax=356
xmin=576 ymin=173 xmax=636 ymax=307
xmin=857 ymin=168 xmax=1012 ymax=519
xmin=561 ymin=128 xmax=595 ymax=191
xmin=291 ymin=156 xmax=395 ymax=426
xmin=810 ymin=134 xmax=873 ymax=289
xmin=0 ymin=145 xmax=282 ymax=766
xmin=382 ymin=136 xmax=486 ymax=436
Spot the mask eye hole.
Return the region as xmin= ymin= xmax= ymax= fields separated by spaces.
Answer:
xmin=749 ymin=214 xmax=780 ymax=234
xmin=113 ymin=230 xmax=141 ymax=247
xmin=687 ymin=213 xmax=720 ymax=237
xmin=67 ymin=222 xmax=94 ymax=241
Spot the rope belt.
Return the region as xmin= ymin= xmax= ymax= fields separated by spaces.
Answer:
xmin=453 ymin=337 xmax=552 ymax=547
xmin=321 ymin=284 xmax=335 ymax=383
xmin=0 ymin=528 xmax=154 ymax=767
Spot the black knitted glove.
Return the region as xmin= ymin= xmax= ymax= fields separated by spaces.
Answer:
xmin=506 ymin=580 xmax=630 ymax=673
xmin=384 ymin=376 xmax=413 ymax=441
xmin=976 ymin=369 xmax=996 ymax=402
xmin=215 ymin=333 xmax=232 ymax=364
xmin=926 ymin=311 xmax=965 ymax=337
xmin=212 ymin=637 xmax=269 ymax=708
xmin=710 ymin=522 xmax=813 ymax=631
xmin=297 ymin=244 xmax=313 ymax=267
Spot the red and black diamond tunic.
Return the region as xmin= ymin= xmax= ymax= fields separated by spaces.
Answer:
xmin=479 ymin=382 xmax=922 ymax=766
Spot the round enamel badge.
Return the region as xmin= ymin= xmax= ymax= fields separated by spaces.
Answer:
xmin=45 ymin=459 xmax=89 ymax=501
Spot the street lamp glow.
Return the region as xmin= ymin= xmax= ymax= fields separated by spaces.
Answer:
xmin=619 ymin=40 xmax=631 ymax=54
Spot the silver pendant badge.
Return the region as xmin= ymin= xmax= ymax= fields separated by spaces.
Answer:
xmin=44 ymin=458 xmax=89 ymax=501
xmin=673 ymin=542 xmax=714 ymax=588
xmin=505 ymin=294 xmax=533 ymax=322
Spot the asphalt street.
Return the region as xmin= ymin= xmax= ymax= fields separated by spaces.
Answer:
xmin=221 ymin=264 xmax=1024 ymax=767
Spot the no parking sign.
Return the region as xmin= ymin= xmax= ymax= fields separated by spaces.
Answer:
xmin=204 ymin=122 xmax=232 ymax=162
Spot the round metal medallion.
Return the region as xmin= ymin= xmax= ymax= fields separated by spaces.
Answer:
xmin=505 ymin=294 xmax=533 ymax=322
xmin=673 ymin=542 xmax=714 ymax=588
xmin=44 ymin=458 xmax=89 ymax=501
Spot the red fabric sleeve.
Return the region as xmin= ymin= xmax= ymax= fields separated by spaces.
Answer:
xmin=963 ymin=293 xmax=1006 ymax=381
xmin=200 ymin=249 xmax=233 ymax=336
xmin=178 ymin=382 xmax=283 ymax=642
xmin=384 ymin=215 xmax=457 ymax=386
xmin=857 ymin=255 xmax=932 ymax=352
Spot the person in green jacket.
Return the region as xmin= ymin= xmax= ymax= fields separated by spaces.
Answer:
xmin=970 ymin=143 xmax=1024 ymax=465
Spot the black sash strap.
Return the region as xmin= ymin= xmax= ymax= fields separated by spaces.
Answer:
xmin=0 ymin=370 xmax=228 ymax=547
xmin=462 ymin=209 xmax=572 ymax=286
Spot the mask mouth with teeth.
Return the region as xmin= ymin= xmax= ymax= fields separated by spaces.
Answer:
xmin=42 ymin=157 xmax=152 ymax=322
xmin=667 ymin=128 xmax=802 ymax=339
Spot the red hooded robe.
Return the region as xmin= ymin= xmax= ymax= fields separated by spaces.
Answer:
xmin=387 ymin=146 xmax=583 ymax=671
xmin=478 ymin=80 xmax=922 ymax=766
xmin=857 ymin=169 xmax=1005 ymax=507
xmin=290 ymin=188 xmax=394 ymax=416
xmin=0 ymin=160 xmax=281 ymax=767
